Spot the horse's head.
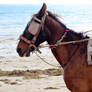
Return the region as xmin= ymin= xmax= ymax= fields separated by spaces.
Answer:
xmin=17 ymin=3 xmax=67 ymax=57
xmin=17 ymin=3 xmax=48 ymax=57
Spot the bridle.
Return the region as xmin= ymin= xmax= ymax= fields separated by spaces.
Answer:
xmin=19 ymin=12 xmax=47 ymax=53
xmin=20 ymin=16 xmax=42 ymax=44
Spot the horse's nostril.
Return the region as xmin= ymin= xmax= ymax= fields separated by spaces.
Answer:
xmin=17 ymin=48 xmax=21 ymax=53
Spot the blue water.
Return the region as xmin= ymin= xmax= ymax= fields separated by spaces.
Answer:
xmin=0 ymin=4 xmax=92 ymax=38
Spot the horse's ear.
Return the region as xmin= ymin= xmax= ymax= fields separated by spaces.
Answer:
xmin=37 ymin=3 xmax=47 ymax=19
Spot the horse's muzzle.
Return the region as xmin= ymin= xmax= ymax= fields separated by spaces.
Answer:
xmin=16 ymin=48 xmax=30 ymax=57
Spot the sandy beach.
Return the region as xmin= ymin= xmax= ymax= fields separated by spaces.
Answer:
xmin=0 ymin=37 xmax=70 ymax=92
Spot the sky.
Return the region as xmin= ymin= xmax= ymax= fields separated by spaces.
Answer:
xmin=0 ymin=0 xmax=92 ymax=5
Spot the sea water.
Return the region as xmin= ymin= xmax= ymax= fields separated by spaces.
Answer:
xmin=0 ymin=4 xmax=92 ymax=56
xmin=0 ymin=4 xmax=92 ymax=38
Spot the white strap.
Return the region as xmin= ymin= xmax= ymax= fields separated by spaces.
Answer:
xmin=33 ymin=16 xmax=41 ymax=23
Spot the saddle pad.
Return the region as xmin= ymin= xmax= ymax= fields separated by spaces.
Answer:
xmin=28 ymin=21 xmax=41 ymax=35
xmin=87 ymin=39 xmax=92 ymax=65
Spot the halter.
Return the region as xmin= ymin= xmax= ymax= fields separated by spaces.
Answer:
xmin=19 ymin=12 xmax=47 ymax=53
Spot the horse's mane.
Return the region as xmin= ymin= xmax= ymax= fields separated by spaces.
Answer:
xmin=47 ymin=11 xmax=66 ymax=29
xmin=47 ymin=11 xmax=87 ymax=39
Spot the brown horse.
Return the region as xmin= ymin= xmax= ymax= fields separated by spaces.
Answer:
xmin=16 ymin=3 xmax=92 ymax=92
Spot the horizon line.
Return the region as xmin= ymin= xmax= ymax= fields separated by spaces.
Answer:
xmin=0 ymin=3 xmax=92 ymax=5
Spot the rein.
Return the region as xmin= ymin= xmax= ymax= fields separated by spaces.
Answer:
xmin=35 ymin=52 xmax=61 ymax=68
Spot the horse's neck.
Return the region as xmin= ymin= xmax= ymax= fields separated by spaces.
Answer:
xmin=52 ymin=31 xmax=87 ymax=68
xmin=45 ymin=15 xmax=65 ymax=45
xmin=45 ymin=16 xmax=87 ymax=68
xmin=51 ymin=36 xmax=83 ymax=69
